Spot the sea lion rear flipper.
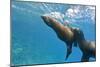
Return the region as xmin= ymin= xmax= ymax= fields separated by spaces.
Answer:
xmin=81 ymin=54 xmax=89 ymax=62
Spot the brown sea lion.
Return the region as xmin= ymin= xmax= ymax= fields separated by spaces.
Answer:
xmin=74 ymin=28 xmax=96 ymax=62
xmin=41 ymin=15 xmax=78 ymax=60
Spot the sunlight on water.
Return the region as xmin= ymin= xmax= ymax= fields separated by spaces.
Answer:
xmin=12 ymin=2 xmax=95 ymax=24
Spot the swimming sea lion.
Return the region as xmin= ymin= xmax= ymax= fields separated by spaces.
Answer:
xmin=41 ymin=15 xmax=77 ymax=60
xmin=74 ymin=28 xmax=96 ymax=62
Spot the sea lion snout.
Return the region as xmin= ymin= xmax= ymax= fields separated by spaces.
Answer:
xmin=41 ymin=15 xmax=57 ymax=27
xmin=41 ymin=15 xmax=50 ymax=22
xmin=41 ymin=15 xmax=47 ymax=20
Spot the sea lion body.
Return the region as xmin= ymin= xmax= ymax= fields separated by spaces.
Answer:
xmin=41 ymin=16 xmax=77 ymax=60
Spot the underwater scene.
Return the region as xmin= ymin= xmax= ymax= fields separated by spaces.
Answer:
xmin=11 ymin=1 xmax=96 ymax=66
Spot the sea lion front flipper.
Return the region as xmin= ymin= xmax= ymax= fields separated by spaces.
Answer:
xmin=65 ymin=43 xmax=72 ymax=60
xmin=81 ymin=53 xmax=89 ymax=62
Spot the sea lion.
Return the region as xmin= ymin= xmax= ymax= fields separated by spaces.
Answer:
xmin=74 ymin=28 xmax=96 ymax=62
xmin=41 ymin=15 xmax=77 ymax=60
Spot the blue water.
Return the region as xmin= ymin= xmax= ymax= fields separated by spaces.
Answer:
xmin=11 ymin=1 xmax=96 ymax=66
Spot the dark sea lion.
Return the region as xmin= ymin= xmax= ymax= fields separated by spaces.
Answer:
xmin=41 ymin=15 xmax=77 ymax=60
xmin=74 ymin=28 xmax=96 ymax=62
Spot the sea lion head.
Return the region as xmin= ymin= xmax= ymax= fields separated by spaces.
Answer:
xmin=73 ymin=28 xmax=85 ymax=40
xmin=41 ymin=15 xmax=50 ymax=23
xmin=41 ymin=15 xmax=55 ymax=27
